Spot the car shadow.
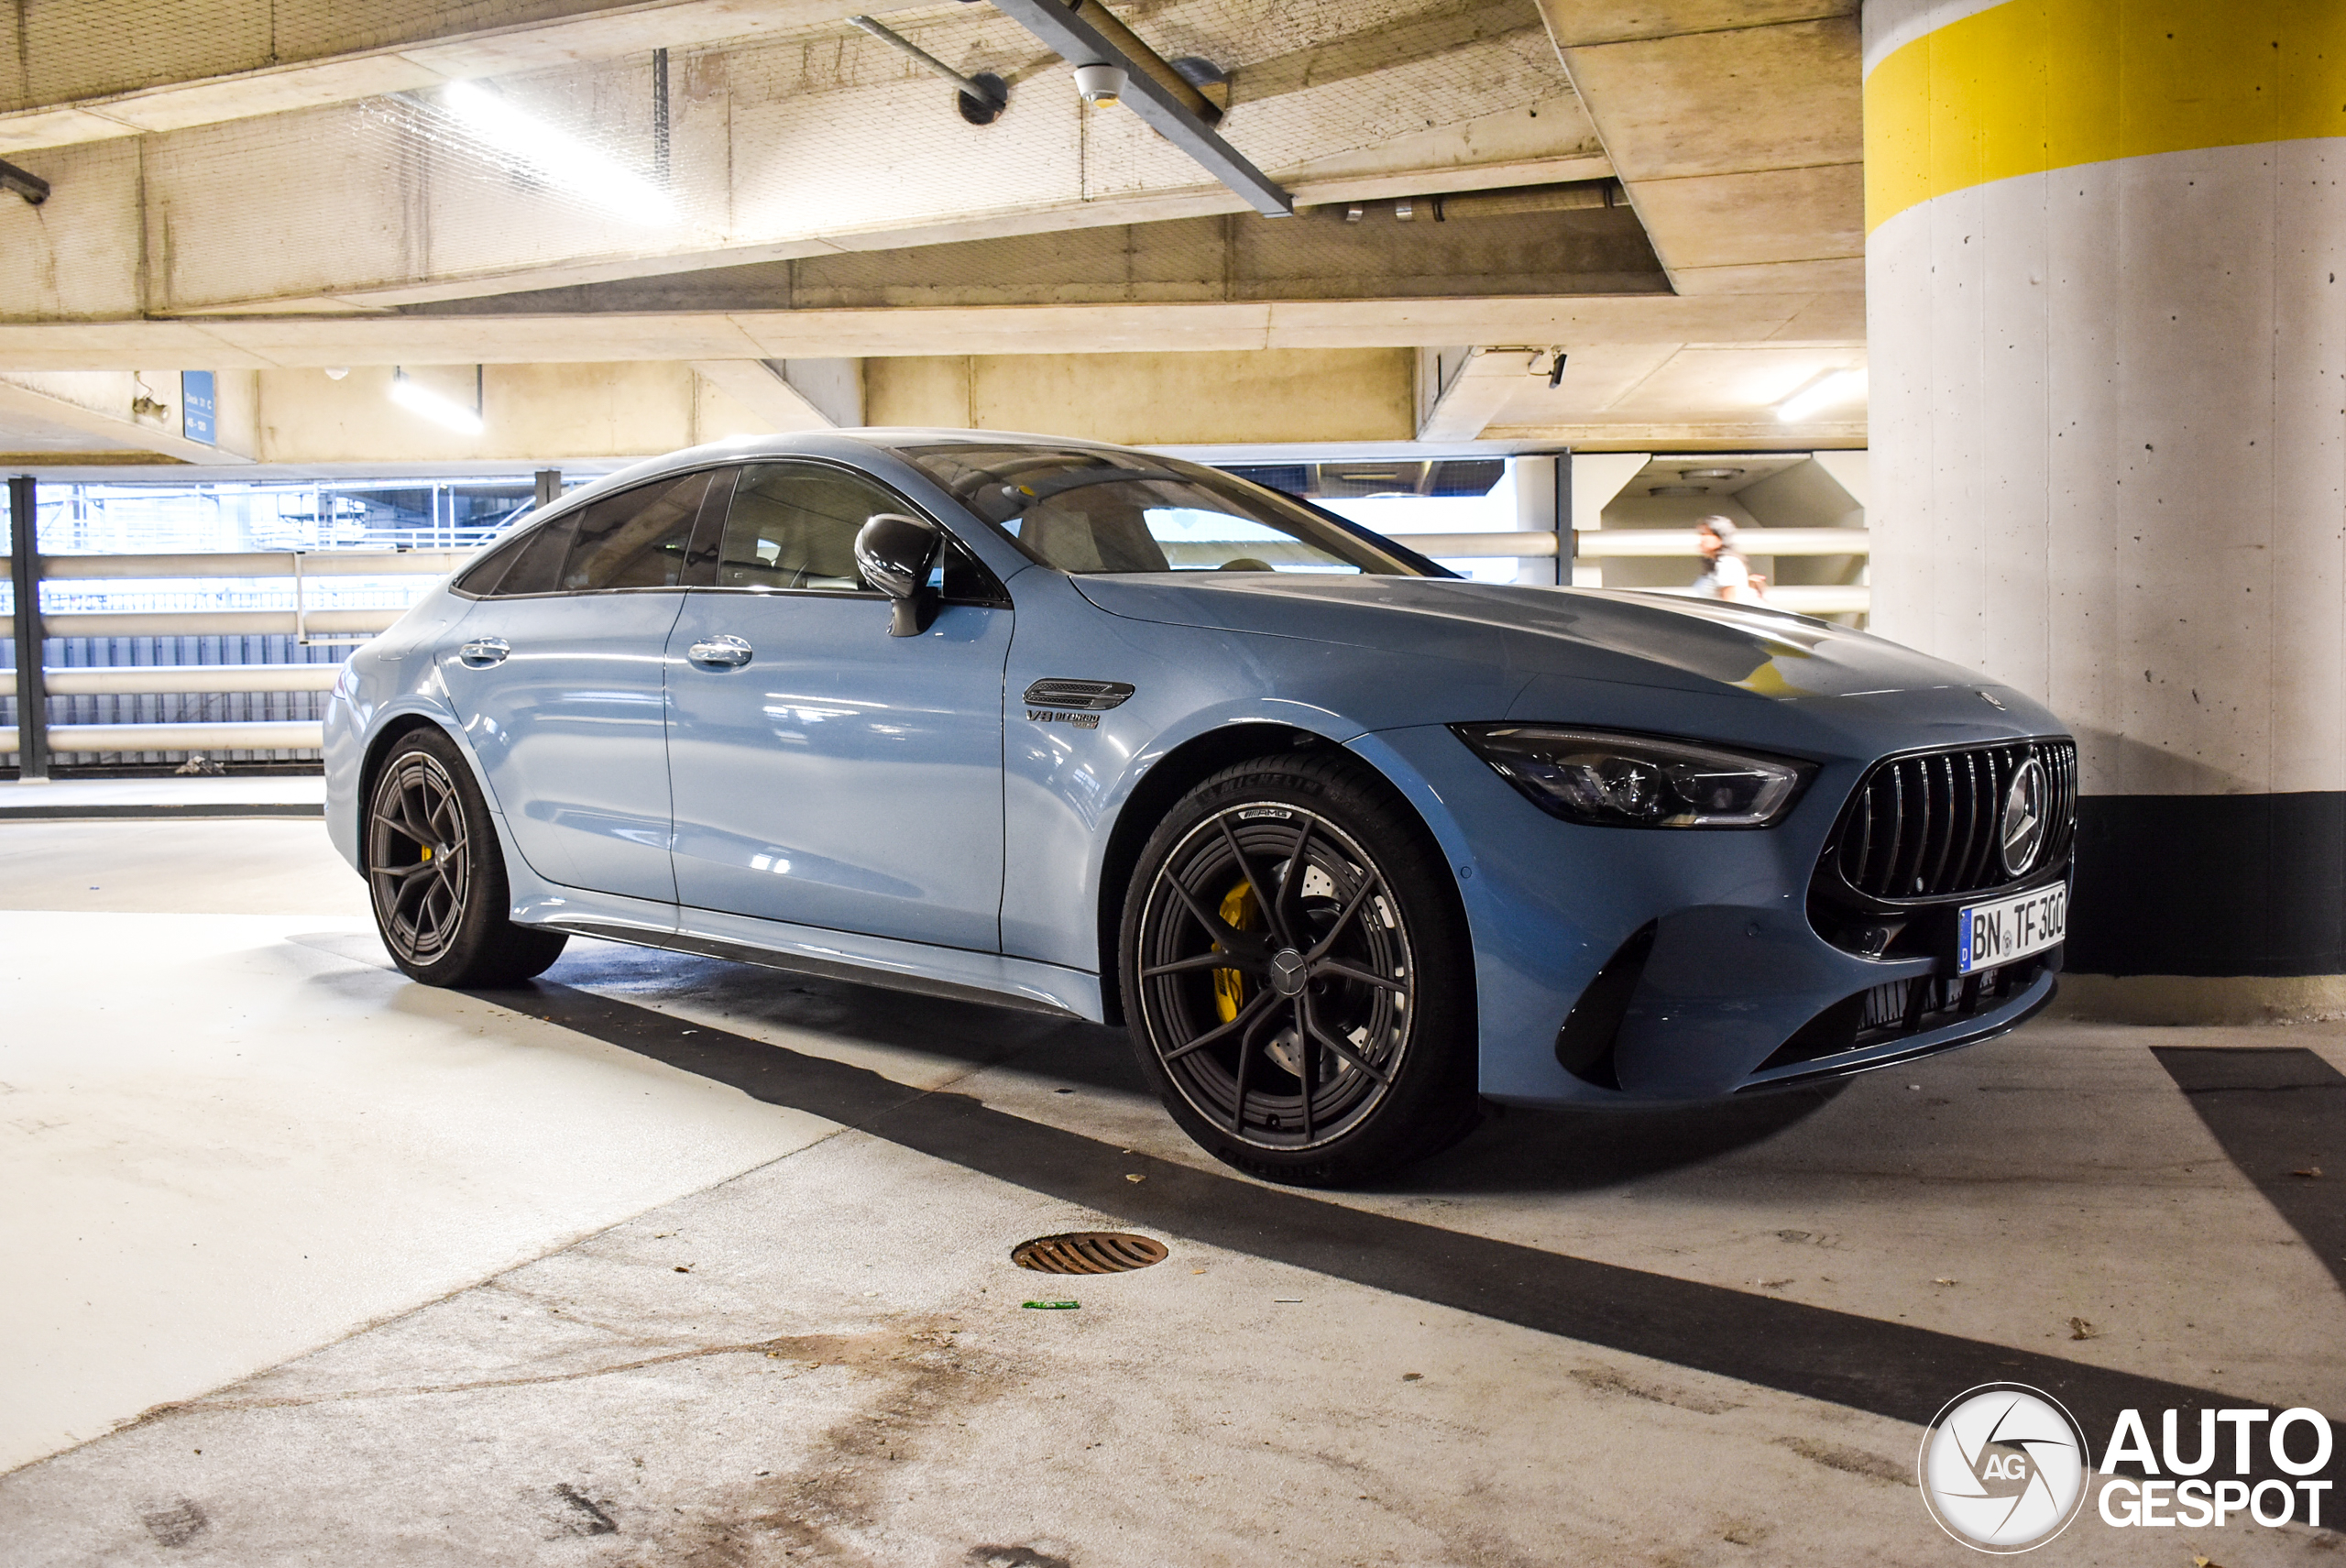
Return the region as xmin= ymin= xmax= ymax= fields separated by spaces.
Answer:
xmin=1387 ymin=1088 xmax=1847 ymax=1196
xmin=542 ymin=938 xmax=1850 ymax=1193
xmin=543 ymin=939 xmax=1148 ymax=1091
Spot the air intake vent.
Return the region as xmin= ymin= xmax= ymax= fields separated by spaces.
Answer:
xmin=1023 ymin=678 xmax=1135 ymax=712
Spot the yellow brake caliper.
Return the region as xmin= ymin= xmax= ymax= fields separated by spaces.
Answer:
xmin=1211 ymin=881 xmax=1259 ymax=1023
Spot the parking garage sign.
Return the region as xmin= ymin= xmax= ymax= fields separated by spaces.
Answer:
xmin=181 ymin=370 xmax=215 ymax=445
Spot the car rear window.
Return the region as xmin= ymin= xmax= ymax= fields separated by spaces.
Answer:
xmin=456 ymin=471 xmax=709 ymax=596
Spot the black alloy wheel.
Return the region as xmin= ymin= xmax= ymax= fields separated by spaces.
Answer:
xmin=366 ymin=728 xmax=567 ymax=986
xmin=1122 ymin=752 xmax=1478 ymax=1185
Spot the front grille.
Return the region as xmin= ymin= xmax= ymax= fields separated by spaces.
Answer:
xmin=1830 ymin=739 xmax=2077 ymax=903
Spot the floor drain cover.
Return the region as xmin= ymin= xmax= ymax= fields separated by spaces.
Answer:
xmin=1012 ymin=1232 xmax=1168 ymax=1275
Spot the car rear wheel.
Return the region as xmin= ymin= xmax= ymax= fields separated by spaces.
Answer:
xmin=1120 ymin=751 xmax=1480 ymax=1186
xmin=367 ymin=729 xmax=568 ymax=987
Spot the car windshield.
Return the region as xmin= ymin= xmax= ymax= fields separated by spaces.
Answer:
xmin=897 ymin=444 xmax=1431 ymax=576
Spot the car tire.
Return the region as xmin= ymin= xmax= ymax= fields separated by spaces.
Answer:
xmin=366 ymin=727 xmax=568 ymax=988
xmin=1120 ymin=750 xmax=1480 ymax=1186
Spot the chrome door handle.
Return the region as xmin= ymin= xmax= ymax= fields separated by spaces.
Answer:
xmin=458 ymin=636 xmax=510 ymax=666
xmin=688 ymin=634 xmax=753 ymax=668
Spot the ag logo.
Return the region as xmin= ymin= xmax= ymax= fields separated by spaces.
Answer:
xmin=1919 ymin=1383 xmax=2091 ymax=1552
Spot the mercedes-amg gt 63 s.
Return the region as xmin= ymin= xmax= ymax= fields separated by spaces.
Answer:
xmin=326 ymin=432 xmax=2076 ymax=1184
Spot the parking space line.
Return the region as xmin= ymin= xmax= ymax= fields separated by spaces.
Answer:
xmin=491 ymin=979 xmax=2346 ymax=1503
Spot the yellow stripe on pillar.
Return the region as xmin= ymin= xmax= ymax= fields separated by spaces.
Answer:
xmin=1866 ymin=0 xmax=2346 ymax=234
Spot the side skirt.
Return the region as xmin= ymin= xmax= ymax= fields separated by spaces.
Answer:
xmin=543 ymin=916 xmax=1091 ymax=1022
xmin=503 ymin=862 xmax=1103 ymax=1023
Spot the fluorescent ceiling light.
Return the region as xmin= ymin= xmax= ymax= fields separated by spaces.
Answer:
xmin=1777 ymin=368 xmax=1868 ymax=422
xmin=389 ymin=372 xmax=484 ymax=435
xmin=441 ymin=80 xmax=677 ymax=225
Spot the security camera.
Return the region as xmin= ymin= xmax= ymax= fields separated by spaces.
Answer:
xmin=1073 ymin=63 xmax=1127 ymax=105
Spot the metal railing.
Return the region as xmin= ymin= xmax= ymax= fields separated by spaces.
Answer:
xmin=5 ymin=524 xmax=1871 ymax=767
xmin=6 ymin=547 xmax=463 ymax=764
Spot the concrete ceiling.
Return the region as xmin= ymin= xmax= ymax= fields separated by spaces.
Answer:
xmin=0 ymin=0 xmax=1865 ymax=463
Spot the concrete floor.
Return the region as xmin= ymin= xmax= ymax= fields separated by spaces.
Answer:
xmin=3 ymin=817 xmax=2343 ymax=1564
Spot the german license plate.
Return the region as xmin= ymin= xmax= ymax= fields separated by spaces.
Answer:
xmin=1957 ymin=884 xmax=2067 ymax=975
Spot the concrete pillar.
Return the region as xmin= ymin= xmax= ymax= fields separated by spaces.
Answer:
xmin=1862 ymin=0 xmax=2346 ymax=1020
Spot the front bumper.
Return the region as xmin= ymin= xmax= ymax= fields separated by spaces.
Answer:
xmin=1357 ymin=721 xmax=2067 ymax=1107
xmin=1733 ymin=962 xmax=2058 ymax=1091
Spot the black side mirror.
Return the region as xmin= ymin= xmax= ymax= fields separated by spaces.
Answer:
xmin=854 ymin=512 xmax=943 ymax=637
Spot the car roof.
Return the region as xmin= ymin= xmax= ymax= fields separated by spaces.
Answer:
xmin=553 ymin=428 xmax=1152 ymax=513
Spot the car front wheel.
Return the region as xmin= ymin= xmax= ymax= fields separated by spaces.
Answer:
xmin=1120 ymin=751 xmax=1479 ymax=1186
xmin=367 ymin=728 xmax=568 ymax=987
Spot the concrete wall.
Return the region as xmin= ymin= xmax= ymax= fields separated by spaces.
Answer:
xmin=864 ymin=349 xmax=1415 ymax=445
xmin=255 ymin=362 xmax=699 ymax=463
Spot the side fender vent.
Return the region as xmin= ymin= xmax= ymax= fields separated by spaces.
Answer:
xmin=1555 ymin=922 xmax=1656 ymax=1090
xmin=1023 ymin=678 xmax=1135 ymax=712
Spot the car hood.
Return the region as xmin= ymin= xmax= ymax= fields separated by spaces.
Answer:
xmin=1069 ymin=574 xmax=1977 ymax=703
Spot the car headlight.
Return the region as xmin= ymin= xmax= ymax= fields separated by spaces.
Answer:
xmin=1451 ymin=724 xmax=1812 ymax=828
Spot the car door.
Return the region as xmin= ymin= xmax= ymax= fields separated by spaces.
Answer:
xmin=664 ymin=459 xmax=1013 ymax=950
xmin=441 ymin=468 xmax=719 ymax=903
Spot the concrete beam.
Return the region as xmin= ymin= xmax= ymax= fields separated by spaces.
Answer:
xmin=1481 ymin=335 xmax=1866 ymax=445
xmin=1531 ymin=3 xmax=1861 ymax=294
xmin=0 ymin=6 xmax=1611 ymax=317
xmin=1 ymin=341 xmax=1859 ymax=463
xmin=0 ymin=351 xmax=1408 ymax=463
xmin=0 ymin=372 xmax=254 ymax=463
xmin=0 ymin=1 xmax=884 ymax=153
xmin=685 ymin=359 xmax=863 ymax=430
xmin=1416 ymin=346 xmax=1548 ymax=441
xmin=0 ymin=291 xmax=1865 ymax=371
xmin=423 ymin=202 xmax=1666 ymax=318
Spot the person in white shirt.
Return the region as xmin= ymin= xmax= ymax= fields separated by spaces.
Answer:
xmin=1690 ymin=517 xmax=1767 ymax=603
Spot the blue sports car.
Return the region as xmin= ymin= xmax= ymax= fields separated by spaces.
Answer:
xmin=325 ymin=432 xmax=2076 ymax=1184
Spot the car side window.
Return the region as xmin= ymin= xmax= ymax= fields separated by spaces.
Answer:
xmin=455 ymin=522 xmax=541 ymax=596
xmin=716 ymin=463 xmax=895 ymax=592
xmin=555 ymin=471 xmax=710 ymax=592
xmin=457 ymin=471 xmax=710 ymax=598
xmin=456 ymin=513 xmax=573 ymax=597
xmin=715 ymin=462 xmax=1006 ymax=602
